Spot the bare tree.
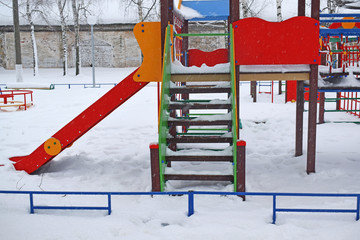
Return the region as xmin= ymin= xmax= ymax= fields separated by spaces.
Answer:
xmin=57 ymin=0 xmax=68 ymax=76
xmin=24 ymin=0 xmax=39 ymax=76
xmin=276 ymin=0 xmax=282 ymax=22
xmin=20 ymin=0 xmax=51 ymax=76
xmin=241 ymin=0 xmax=249 ymax=18
xmin=71 ymin=0 xmax=94 ymax=75
xmin=325 ymin=0 xmax=346 ymax=13
xmin=71 ymin=0 xmax=81 ymax=75
xmin=126 ymin=0 xmax=158 ymax=22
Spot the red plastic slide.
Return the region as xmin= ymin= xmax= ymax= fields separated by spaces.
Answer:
xmin=10 ymin=68 xmax=148 ymax=174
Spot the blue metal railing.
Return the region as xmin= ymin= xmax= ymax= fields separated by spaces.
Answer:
xmin=0 ymin=190 xmax=359 ymax=224
xmin=320 ymin=13 xmax=360 ymax=36
xmin=51 ymin=83 xmax=117 ymax=89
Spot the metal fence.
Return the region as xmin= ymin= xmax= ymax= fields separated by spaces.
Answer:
xmin=0 ymin=190 xmax=359 ymax=224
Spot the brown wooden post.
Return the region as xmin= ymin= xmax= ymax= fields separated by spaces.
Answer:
xmin=307 ymin=0 xmax=320 ymax=174
xmin=336 ymin=92 xmax=341 ymax=110
xmin=160 ymin=0 xmax=169 ymax=59
xmin=251 ymin=81 xmax=257 ymax=102
xmin=319 ymin=92 xmax=325 ymax=124
xmin=295 ymin=81 xmax=304 ymax=156
xmin=181 ymin=20 xmax=189 ymax=66
xmin=295 ymin=0 xmax=306 ymax=157
xmin=150 ymin=143 xmax=161 ymax=191
xmin=168 ymin=0 xmax=174 ymax=25
xmin=236 ymin=140 xmax=246 ymax=200
xmin=278 ymin=81 xmax=282 ymax=94
xmin=230 ymin=0 xmax=240 ymax=137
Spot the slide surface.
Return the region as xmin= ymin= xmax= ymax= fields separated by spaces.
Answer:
xmin=10 ymin=68 xmax=148 ymax=174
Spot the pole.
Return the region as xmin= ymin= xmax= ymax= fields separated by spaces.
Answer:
xmin=90 ymin=24 xmax=95 ymax=88
xmin=12 ymin=0 xmax=23 ymax=82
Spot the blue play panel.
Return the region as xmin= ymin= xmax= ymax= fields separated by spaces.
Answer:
xmin=181 ymin=0 xmax=229 ymax=21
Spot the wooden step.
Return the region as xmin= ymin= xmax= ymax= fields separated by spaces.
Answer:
xmin=167 ymin=136 xmax=233 ymax=144
xmin=166 ymin=156 xmax=233 ymax=162
xmin=169 ymin=86 xmax=231 ymax=94
xmin=164 ymin=174 xmax=234 ymax=182
xmin=168 ymin=119 xmax=232 ymax=127
xmin=171 ymin=73 xmax=230 ymax=82
xmin=168 ymin=103 xmax=232 ymax=110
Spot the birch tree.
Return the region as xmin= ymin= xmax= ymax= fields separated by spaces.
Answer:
xmin=276 ymin=0 xmax=282 ymax=22
xmin=25 ymin=0 xmax=39 ymax=76
xmin=276 ymin=0 xmax=282 ymax=94
xmin=57 ymin=0 xmax=68 ymax=76
xmin=71 ymin=0 xmax=81 ymax=75
xmin=241 ymin=0 xmax=248 ymax=18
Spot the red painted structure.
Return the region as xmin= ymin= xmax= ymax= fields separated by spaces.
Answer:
xmin=188 ymin=49 xmax=228 ymax=67
xmin=233 ymin=17 xmax=320 ymax=65
xmin=0 ymin=90 xmax=33 ymax=110
xmin=340 ymin=92 xmax=360 ymax=117
xmin=10 ymin=69 xmax=148 ymax=173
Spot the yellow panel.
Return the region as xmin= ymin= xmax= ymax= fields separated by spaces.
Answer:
xmin=171 ymin=73 xmax=231 ymax=82
xmin=133 ymin=22 xmax=162 ymax=82
xmin=342 ymin=17 xmax=355 ymax=29
xmin=239 ymin=73 xmax=310 ymax=81
xmin=44 ymin=137 xmax=62 ymax=156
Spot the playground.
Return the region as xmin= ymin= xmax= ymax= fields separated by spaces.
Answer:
xmin=1 ymin=67 xmax=359 ymax=239
xmin=1 ymin=0 xmax=360 ymax=239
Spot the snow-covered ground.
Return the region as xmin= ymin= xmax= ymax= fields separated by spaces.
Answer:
xmin=0 ymin=67 xmax=359 ymax=239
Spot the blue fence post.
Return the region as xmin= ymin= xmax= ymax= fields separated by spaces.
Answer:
xmin=29 ymin=193 xmax=34 ymax=214
xmin=107 ymin=194 xmax=112 ymax=215
xmin=188 ymin=191 xmax=194 ymax=217
xmin=272 ymin=195 xmax=276 ymax=224
xmin=356 ymin=196 xmax=359 ymax=221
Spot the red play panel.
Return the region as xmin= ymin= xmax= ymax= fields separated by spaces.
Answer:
xmin=233 ymin=17 xmax=320 ymax=65
xmin=188 ymin=48 xmax=228 ymax=67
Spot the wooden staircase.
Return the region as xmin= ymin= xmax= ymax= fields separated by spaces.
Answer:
xmin=150 ymin=24 xmax=245 ymax=194
xmin=164 ymin=75 xmax=235 ymax=185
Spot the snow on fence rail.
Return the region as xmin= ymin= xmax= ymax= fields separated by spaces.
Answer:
xmin=0 ymin=190 xmax=359 ymax=224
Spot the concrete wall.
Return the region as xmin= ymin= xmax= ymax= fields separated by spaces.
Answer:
xmin=0 ymin=24 xmax=141 ymax=70
xmin=0 ymin=22 xmax=227 ymax=70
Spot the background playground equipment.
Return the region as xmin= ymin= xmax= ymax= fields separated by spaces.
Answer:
xmin=319 ymin=13 xmax=360 ymax=78
xmin=0 ymin=89 xmax=33 ymax=111
xmin=316 ymin=89 xmax=360 ymax=124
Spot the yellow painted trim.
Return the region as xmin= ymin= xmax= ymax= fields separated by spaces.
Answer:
xmin=44 ymin=137 xmax=62 ymax=156
xmin=178 ymin=0 xmax=182 ymax=9
xmin=230 ymin=26 xmax=238 ymax=138
xmin=158 ymin=26 xmax=170 ymax=129
xmin=171 ymin=73 xmax=230 ymax=82
xmin=239 ymin=72 xmax=310 ymax=81
xmin=133 ymin=22 xmax=162 ymax=82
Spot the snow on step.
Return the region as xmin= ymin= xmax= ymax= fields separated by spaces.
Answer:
xmin=166 ymin=146 xmax=233 ymax=156
xmin=171 ymin=61 xmax=230 ymax=74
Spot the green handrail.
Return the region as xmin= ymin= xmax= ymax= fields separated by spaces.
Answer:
xmin=158 ymin=25 xmax=172 ymax=192
xmin=230 ymin=24 xmax=238 ymax=192
xmin=175 ymin=33 xmax=229 ymax=37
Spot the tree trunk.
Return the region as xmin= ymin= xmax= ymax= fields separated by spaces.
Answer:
xmin=72 ymin=0 xmax=81 ymax=76
xmin=30 ymin=24 xmax=39 ymax=76
xmin=57 ymin=0 xmax=68 ymax=76
xmin=241 ymin=0 xmax=248 ymax=18
xmin=137 ymin=0 xmax=143 ymax=21
xmin=26 ymin=0 xmax=38 ymax=76
xmin=277 ymin=0 xmax=282 ymax=94
xmin=12 ymin=0 xmax=23 ymax=82
xmin=276 ymin=0 xmax=282 ymax=22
